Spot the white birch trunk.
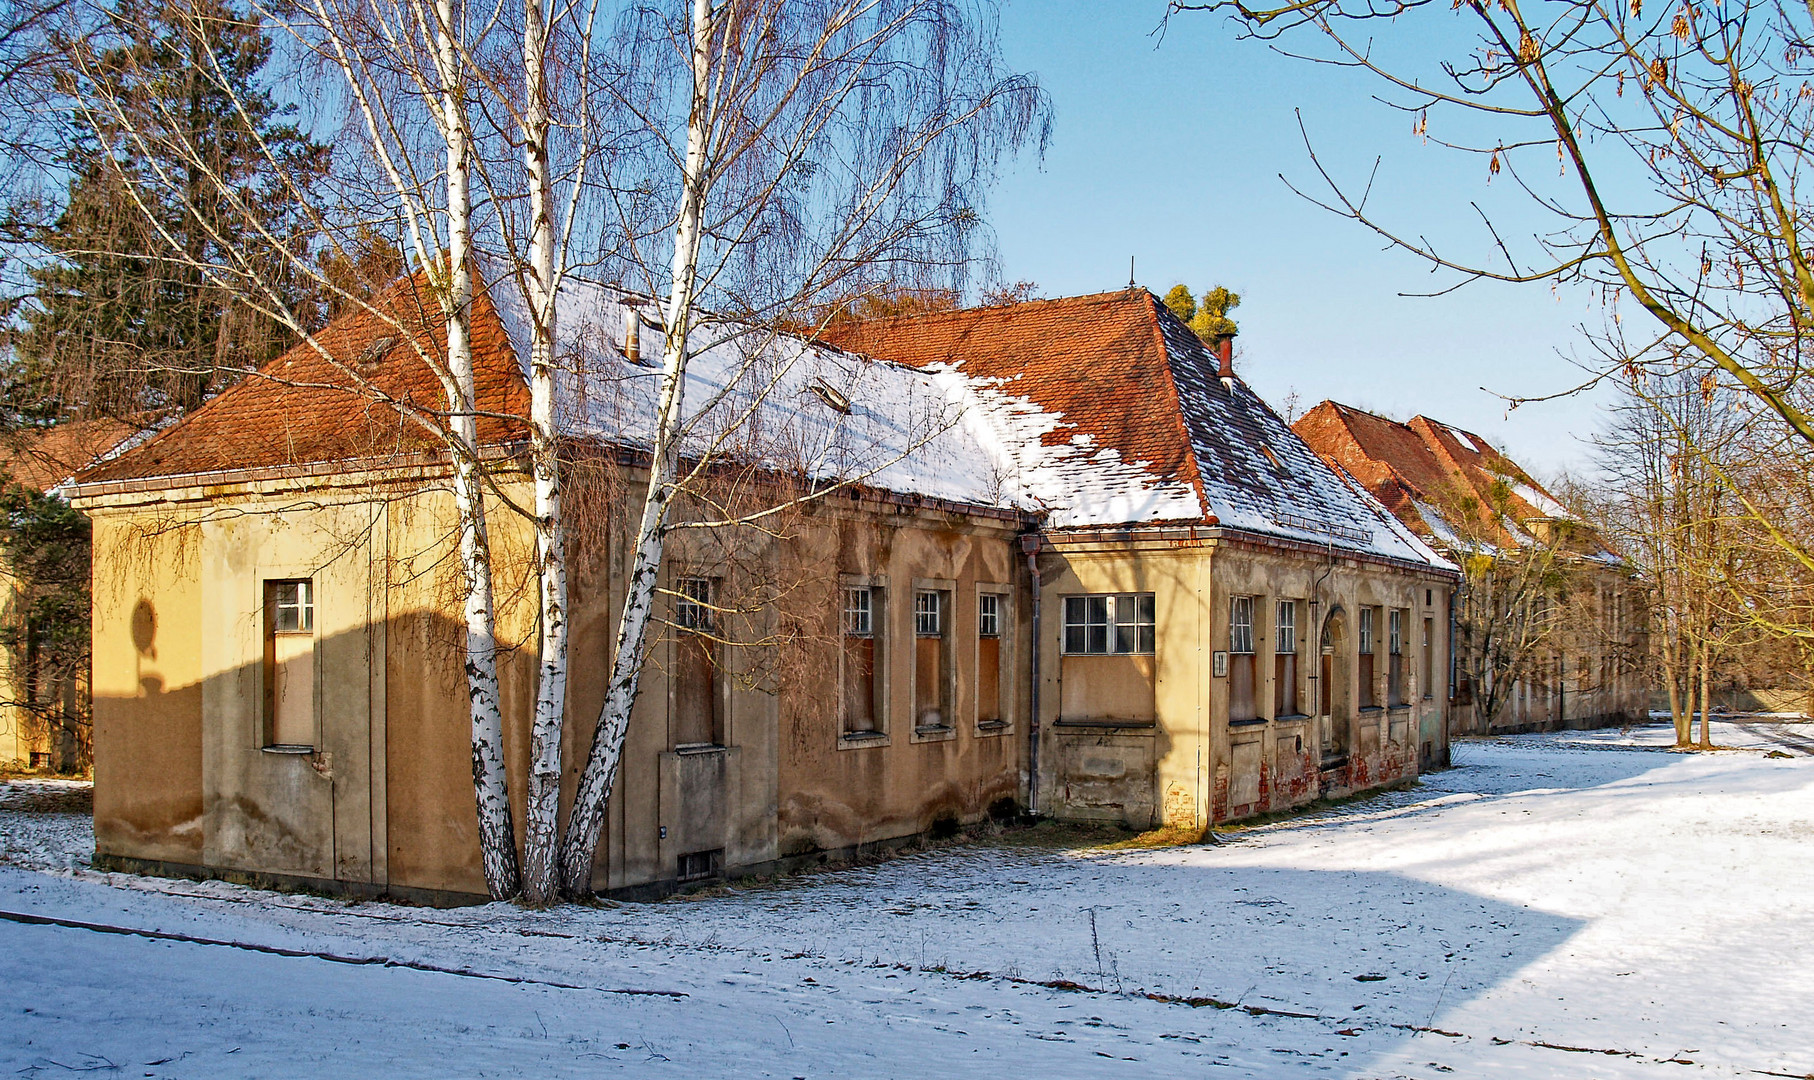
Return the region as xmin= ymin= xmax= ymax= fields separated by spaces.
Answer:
xmin=519 ymin=0 xmax=568 ymax=906
xmin=559 ymin=0 xmax=714 ymax=897
xmin=437 ymin=0 xmax=520 ymax=900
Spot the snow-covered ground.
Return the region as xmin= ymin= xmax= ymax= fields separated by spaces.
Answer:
xmin=3 ymin=731 xmax=1810 ymax=1078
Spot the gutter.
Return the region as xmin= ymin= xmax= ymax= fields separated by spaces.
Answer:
xmin=1020 ymin=530 xmax=1044 ymax=817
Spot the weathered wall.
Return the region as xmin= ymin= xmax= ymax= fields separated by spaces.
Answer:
xmin=80 ymin=470 xmax=1025 ymax=899
xmin=774 ymin=505 xmax=1024 ymax=859
xmin=89 ymin=517 xmax=205 ymax=865
xmin=1034 ymin=532 xmax=1453 ymax=830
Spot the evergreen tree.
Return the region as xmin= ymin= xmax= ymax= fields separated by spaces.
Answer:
xmin=13 ymin=0 xmax=328 ymax=418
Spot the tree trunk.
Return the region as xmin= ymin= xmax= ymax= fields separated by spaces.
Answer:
xmin=438 ymin=0 xmax=518 ymax=901
xmin=558 ymin=0 xmax=714 ymax=899
xmin=1698 ymin=636 xmax=1713 ymax=750
xmin=518 ymin=0 xmax=567 ymax=907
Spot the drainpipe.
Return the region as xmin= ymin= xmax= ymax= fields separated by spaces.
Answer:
xmin=1020 ymin=531 xmax=1043 ymax=817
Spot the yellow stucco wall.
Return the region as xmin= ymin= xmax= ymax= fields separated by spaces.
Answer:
xmin=1034 ymin=533 xmax=1454 ymax=830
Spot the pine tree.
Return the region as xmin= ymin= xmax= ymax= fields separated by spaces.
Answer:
xmin=13 ymin=0 xmax=328 ymax=418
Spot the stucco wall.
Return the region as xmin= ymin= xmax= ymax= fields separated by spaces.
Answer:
xmin=1034 ymin=533 xmax=1453 ymax=830
xmin=774 ymin=507 xmax=1025 ymax=859
xmin=90 ymin=517 xmax=205 ymax=865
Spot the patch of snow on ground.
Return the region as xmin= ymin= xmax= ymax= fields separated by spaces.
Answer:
xmin=0 ymin=779 xmax=92 ymax=872
xmin=4 ymin=737 xmax=1812 ymax=1077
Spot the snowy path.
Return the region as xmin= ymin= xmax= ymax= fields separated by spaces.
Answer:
xmin=2 ymin=731 xmax=1811 ymax=1078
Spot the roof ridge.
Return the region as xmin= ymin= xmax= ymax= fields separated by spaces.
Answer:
xmin=1139 ymin=292 xmax=1211 ymax=518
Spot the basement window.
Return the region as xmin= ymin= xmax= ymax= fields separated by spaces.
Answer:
xmin=677 ymin=848 xmax=723 ymax=883
xmin=808 ymin=377 xmax=853 ymax=415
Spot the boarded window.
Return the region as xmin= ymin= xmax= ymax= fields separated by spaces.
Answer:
xmin=674 ymin=577 xmax=721 ymax=747
xmin=1062 ymin=594 xmax=1155 ymax=655
xmin=915 ymin=590 xmax=950 ymax=729
xmin=1275 ymin=600 xmax=1299 ymax=716
xmin=264 ymin=580 xmax=316 ymax=748
xmin=1358 ymin=607 xmax=1378 ymax=709
xmin=842 ymin=586 xmax=881 ymax=735
xmin=1421 ymin=617 xmax=1435 ymax=700
xmin=1229 ymin=596 xmax=1257 ymax=722
xmin=978 ymin=593 xmax=1004 ymax=725
xmin=1387 ymin=609 xmax=1406 ymax=707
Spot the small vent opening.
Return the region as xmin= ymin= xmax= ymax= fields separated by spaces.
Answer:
xmin=677 ymin=848 xmax=724 ymax=884
xmin=808 ymin=377 xmax=852 ymax=415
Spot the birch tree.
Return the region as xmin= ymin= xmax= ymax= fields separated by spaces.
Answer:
xmin=556 ymin=0 xmax=1046 ymax=896
xmin=56 ymin=0 xmax=536 ymax=895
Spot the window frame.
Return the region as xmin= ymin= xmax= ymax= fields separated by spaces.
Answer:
xmin=270 ymin=579 xmax=315 ymax=635
xmin=1230 ymin=595 xmax=1255 ymax=655
xmin=1061 ymin=593 xmax=1156 ymax=656
xmin=675 ymin=575 xmax=715 ymax=633
xmin=978 ymin=592 xmax=1001 ymax=639
xmin=263 ymin=578 xmax=318 ymax=751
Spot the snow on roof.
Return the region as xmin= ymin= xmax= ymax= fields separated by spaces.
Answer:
xmin=827 ymin=290 xmax=1449 ymax=566
xmin=485 ymin=276 xmax=1226 ymax=521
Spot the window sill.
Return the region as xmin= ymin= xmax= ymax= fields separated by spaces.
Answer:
xmin=1273 ymin=713 xmax=1312 ymax=723
xmin=674 ymin=743 xmax=727 ymax=755
xmin=911 ymin=725 xmax=956 ymax=744
xmin=1386 ymin=704 xmax=1411 ymax=713
xmin=1052 ymin=717 xmax=1156 ymax=730
xmin=1228 ymin=716 xmax=1268 ymax=728
xmin=839 ymin=730 xmax=889 ymax=749
xmin=261 ymin=744 xmax=314 ymax=755
xmin=1357 ymin=706 xmax=1384 ymax=715
xmin=974 ymin=720 xmax=1012 ymax=738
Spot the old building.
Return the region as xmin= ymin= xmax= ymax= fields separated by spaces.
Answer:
xmin=1293 ymin=401 xmax=1646 ymax=733
xmin=69 ymin=279 xmax=1455 ymax=903
xmin=834 ymin=294 xmax=1458 ymax=826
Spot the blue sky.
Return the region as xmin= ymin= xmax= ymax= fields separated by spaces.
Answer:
xmin=986 ymin=1 xmax=1614 ymax=478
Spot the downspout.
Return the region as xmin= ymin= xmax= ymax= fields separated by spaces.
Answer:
xmin=1021 ymin=531 xmax=1043 ymax=817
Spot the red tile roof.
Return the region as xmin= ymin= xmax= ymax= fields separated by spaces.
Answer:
xmin=1293 ymin=400 xmax=1606 ymax=554
xmin=825 ymin=290 xmax=1205 ymax=507
xmin=77 ymin=273 xmax=529 ymax=485
xmin=0 ymin=418 xmax=140 ymax=492
xmin=828 ymin=290 xmax=1446 ymax=565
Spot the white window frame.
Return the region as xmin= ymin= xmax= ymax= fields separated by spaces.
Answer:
xmin=1230 ymin=596 xmax=1255 ymax=655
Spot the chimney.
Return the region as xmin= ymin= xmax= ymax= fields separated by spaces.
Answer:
xmin=1218 ymin=336 xmax=1236 ymax=388
xmin=624 ymin=306 xmax=641 ymax=364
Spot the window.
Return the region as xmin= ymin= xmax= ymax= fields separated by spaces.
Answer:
xmin=1358 ymin=607 xmax=1377 ymax=709
xmin=677 ymin=848 xmax=723 ymax=883
xmin=264 ymin=580 xmax=316 ymax=748
xmin=915 ymin=590 xmax=943 ymax=637
xmin=1421 ymin=617 xmax=1435 ymax=700
xmin=675 ymin=576 xmax=714 ymax=632
xmin=1062 ymin=594 xmax=1155 ymax=655
xmin=1387 ymin=609 xmax=1406 ymax=707
xmin=978 ymin=593 xmax=1005 ymax=726
xmin=1229 ymin=596 xmax=1257 ymax=722
xmin=273 ymin=580 xmax=314 ymax=633
xmin=915 ymin=588 xmax=951 ymax=730
xmin=1230 ymin=596 xmax=1255 ymax=654
xmin=1275 ymin=600 xmax=1299 ymax=716
xmin=841 ymin=585 xmax=882 ymax=735
xmin=843 ymin=586 xmax=873 ymax=636
xmin=674 ymin=577 xmax=721 ymax=747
